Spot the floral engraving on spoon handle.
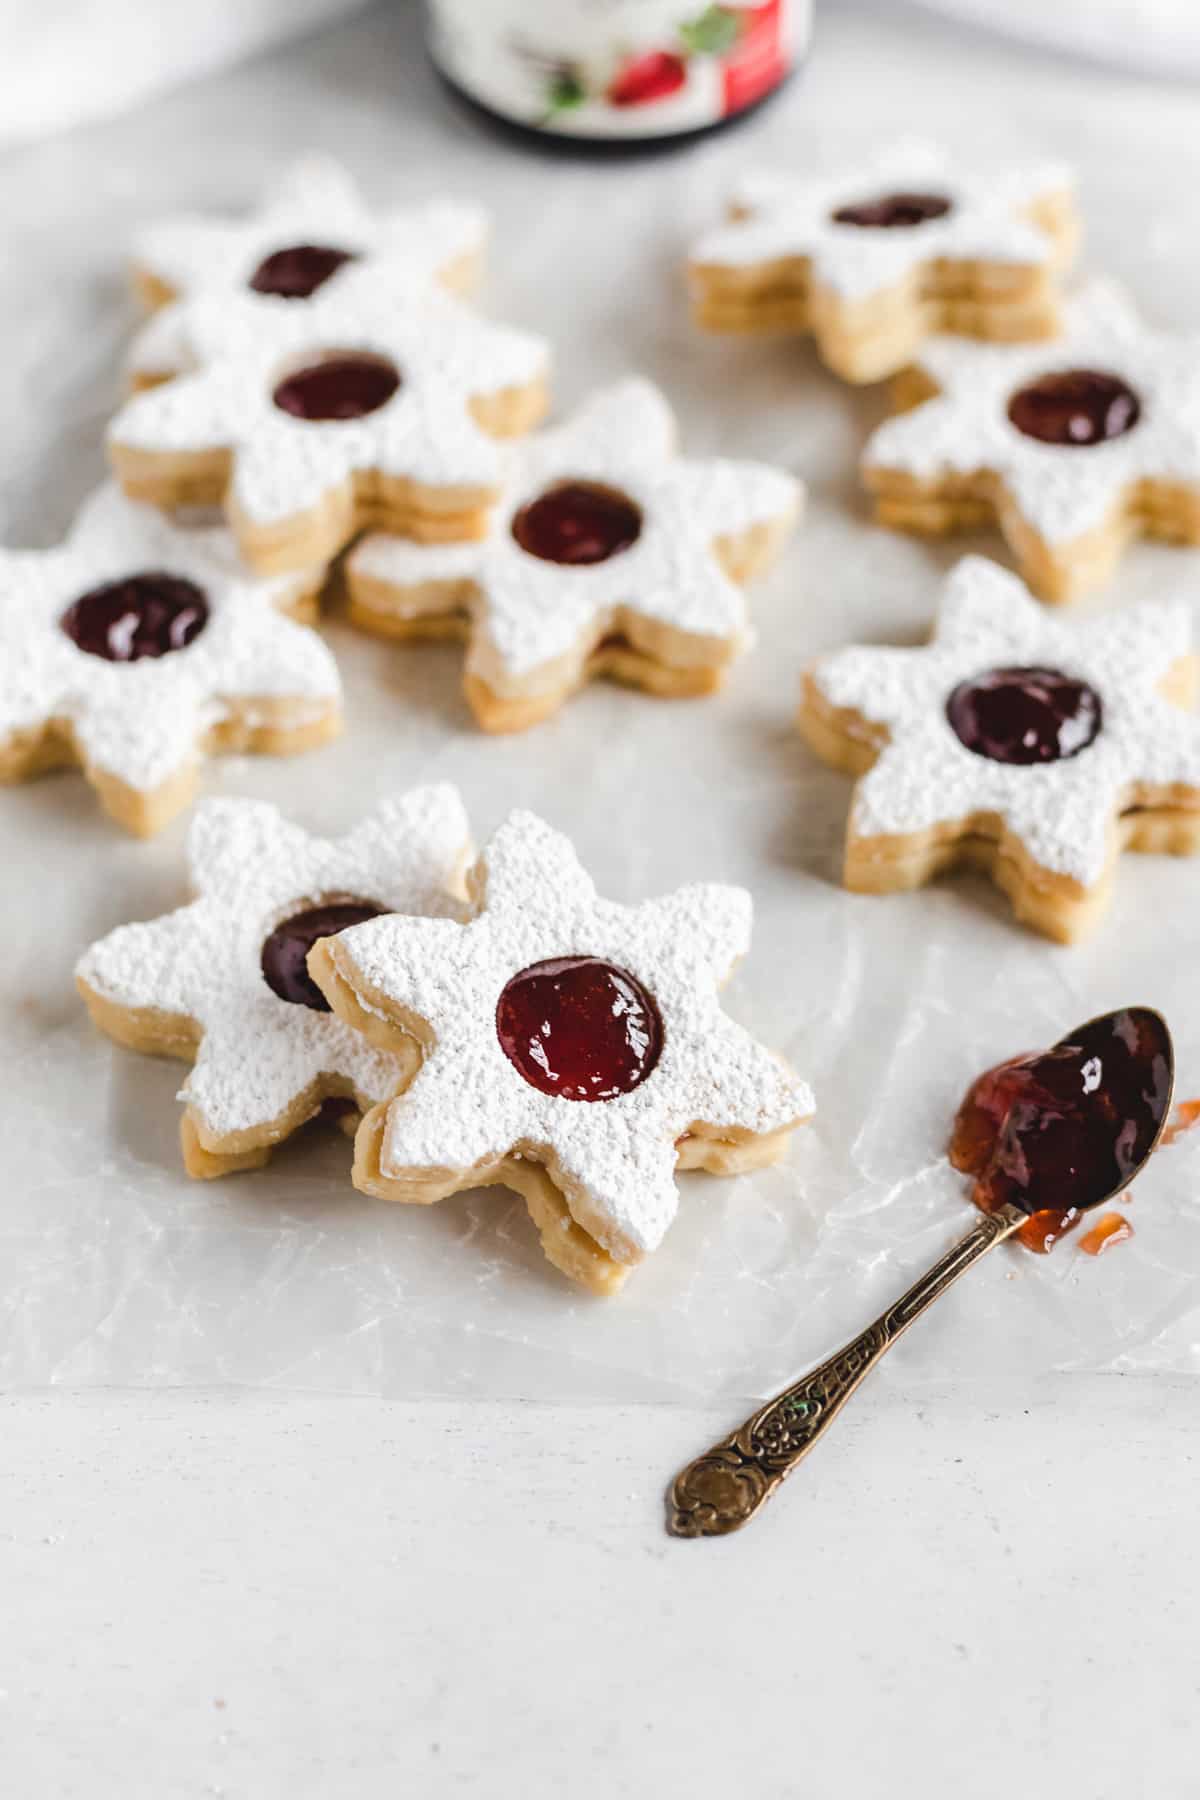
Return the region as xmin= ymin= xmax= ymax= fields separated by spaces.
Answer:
xmin=666 ymin=1203 xmax=1024 ymax=1539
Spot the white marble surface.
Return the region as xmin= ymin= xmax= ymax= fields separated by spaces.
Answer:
xmin=3 ymin=3 xmax=1200 ymax=1793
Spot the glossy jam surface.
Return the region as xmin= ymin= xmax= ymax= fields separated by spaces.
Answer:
xmin=261 ymin=901 xmax=386 ymax=1011
xmin=248 ymin=244 xmax=358 ymax=299
xmin=511 ymin=482 xmax=643 ymax=566
xmin=273 ymin=354 xmax=400 ymax=422
xmin=1006 ymin=369 xmax=1141 ymax=446
xmin=1079 ymin=1212 xmax=1134 ymax=1257
xmin=831 ymin=191 xmax=953 ymax=229
xmin=946 ymin=665 xmax=1103 ymax=766
xmin=60 ymin=571 xmax=209 ymax=662
xmin=950 ymin=1008 xmax=1173 ymax=1252
xmin=495 ymin=956 xmax=663 ymax=1101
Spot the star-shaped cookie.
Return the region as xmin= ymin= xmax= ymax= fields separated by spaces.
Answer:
xmin=346 ymin=378 xmax=800 ymax=731
xmin=131 ymin=155 xmax=487 ymax=314
xmin=128 ymin=157 xmax=488 ymax=387
xmin=108 ymin=272 xmax=551 ymax=573
xmin=308 ymin=810 xmax=814 ymax=1294
xmin=798 ymin=556 xmax=1200 ymax=941
xmin=689 ymin=139 xmax=1078 ymax=383
xmin=0 ymin=484 xmax=340 ymax=836
xmin=76 ymin=786 xmax=471 ymax=1177
xmin=863 ymin=282 xmax=1200 ymax=602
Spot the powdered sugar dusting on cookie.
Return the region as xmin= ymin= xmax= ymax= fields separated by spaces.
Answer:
xmin=864 ymin=282 xmax=1200 ymax=544
xmin=131 ymin=154 xmax=487 ymax=321
xmin=692 ymin=139 xmax=1073 ymax=299
xmin=76 ymin=786 xmax=471 ymax=1141
xmin=328 ymin=809 xmax=813 ymax=1260
xmin=0 ymin=483 xmax=338 ymax=793
xmin=810 ymin=556 xmax=1200 ymax=885
xmin=110 ymin=276 xmax=549 ymax=526
xmin=349 ymin=379 xmax=800 ymax=685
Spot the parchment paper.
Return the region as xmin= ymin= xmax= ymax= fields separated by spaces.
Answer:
xmin=3 ymin=7 xmax=1200 ymax=1402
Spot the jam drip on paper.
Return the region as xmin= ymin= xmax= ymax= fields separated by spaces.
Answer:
xmin=61 ymin=572 xmax=209 ymax=662
xmin=261 ymin=901 xmax=386 ymax=1011
xmin=511 ymin=482 xmax=643 ymax=566
xmin=946 ymin=665 xmax=1102 ymax=765
xmin=1007 ymin=370 xmax=1141 ymax=446
xmin=273 ymin=354 xmax=400 ymax=421
xmin=831 ymin=192 xmax=953 ymax=229
xmin=950 ymin=1008 xmax=1172 ymax=1252
xmin=496 ymin=956 xmax=663 ymax=1101
xmin=249 ymin=244 xmax=358 ymax=300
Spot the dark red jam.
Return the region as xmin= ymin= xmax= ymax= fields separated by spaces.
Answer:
xmin=1006 ymin=370 xmax=1141 ymax=446
xmin=273 ymin=354 xmax=400 ymax=422
xmin=946 ymin=665 xmax=1102 ymax=766
xmin=261 ymin=901 xmax=386 ymax=1012
xmin=60 ymin=571 xmax=208 ymax=662
xmin=831 ymin=192 xmax=953 ymax=229
xmin=950 ymin=1008 xmax=1173 ymax=1252
xmin=495 ymin=956 xmax=663 ymax=1101
xmin=248 ymin=244 xmax=358 ymax=300
xmin=511 ymin=482 xmax=643 ymax=566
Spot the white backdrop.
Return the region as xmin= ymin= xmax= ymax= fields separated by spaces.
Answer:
xmin=0 ymin=0 xmax=369 ymax=144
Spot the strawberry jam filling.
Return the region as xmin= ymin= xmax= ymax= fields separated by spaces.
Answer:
xmin=273 ymin=353 xmax=400 ymax=421
xmin=495 ymin=956 xmax=663 ymax=1101
xmin=946 ymin=665 xmax=1102 ymax=765
xmin=950 ymin=1008 xmax=1172 ymax=1251
xmin=248 ymin=244 xmax=358 ymax=299
xmin=511 ymin=482 xmax=642 ymax=566
xmin=831 ymin=192 xmax=953 ymax=228
xmin=61 ymin=572 xmax=209 ymax=662
xmin=261 ymin=901 xmax=386 ymax=1011
xmin=1006 ymin=370 xmax=1141 ymax=445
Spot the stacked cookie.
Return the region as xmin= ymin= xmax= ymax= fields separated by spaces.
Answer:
xmin=690 ymin=138 xmax=1200 ymax=942
xmin=77 ymin=791 xmax=814 ymax=1295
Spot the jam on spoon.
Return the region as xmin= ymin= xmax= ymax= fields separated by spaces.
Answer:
xmin=667 ymin=1007 xmax=1174 ymax=1539
xmin=950 ymin=1007 xmax=1173 ymax=1251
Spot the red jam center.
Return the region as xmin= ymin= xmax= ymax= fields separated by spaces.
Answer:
xmin=946 ymin=665 xmax=1102 ymax=766
xmin=261 ymin=901 xmax=386 ymax=1012
xmin=495 ymin=956 xmax=663 ymax=1101
xmin=950 ymin=1008 xmax=1172 ymax=1252
xmin=831 ymin=191 xmax=953 ymax=228
xmin=1007 ymin=370 xmax=1141 ymax=446
xmin=60 ymin=571 xmax=209 ymax=662
xmin=273 ymin=353 xmax=400 ymax=422
xmin=248 ymin=243 xmax=358 ymax=300
xmin=511 ymin=482 xmax=642 ymax=566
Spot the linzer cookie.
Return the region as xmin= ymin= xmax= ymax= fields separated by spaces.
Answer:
xmin=108 ymin=273 xmax=550 ymax=574
xmin=0 ymin=484 xmax=339 ymax=836
xmin=689 ymin=140 xmax=1078 ymax=383
xmin=346 ymin=379 xmax=800 ymax=731
xmin=798 ymin=556 xmax=1200 ymax=943
xmin=132 ymin=155 xmax=486 ymax=311
xmin=76 ymin=786 xmax=471 ymax=1177
xmin=128 ymin=157 xmax=488 ymax=385
xmin=863 ymin=282 xmax=1200 ymax=602
xmin=308 ymin=810 xmax=814 ymax=1294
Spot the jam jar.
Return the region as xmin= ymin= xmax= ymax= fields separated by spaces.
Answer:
xmin=425 ymin=0 xmax=809 ymax=148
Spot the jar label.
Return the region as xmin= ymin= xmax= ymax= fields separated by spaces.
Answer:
xmin=427 ymin=0 xmax=809 ymax=138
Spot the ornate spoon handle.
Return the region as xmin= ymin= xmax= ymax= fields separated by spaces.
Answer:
xmin=667 ymin=1201 xmax=1026 ymax=1538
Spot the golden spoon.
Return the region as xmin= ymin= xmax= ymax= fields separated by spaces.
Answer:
xmin=667 ymin=1007 xmax=1174 ymax=1539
